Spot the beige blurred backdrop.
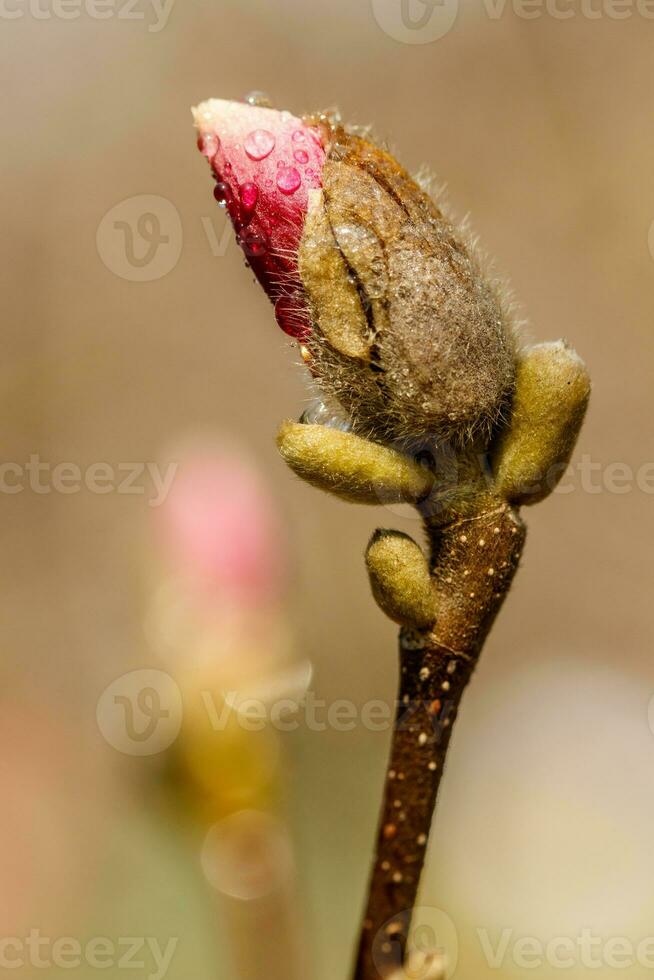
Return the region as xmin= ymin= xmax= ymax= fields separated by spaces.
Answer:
xmin=2 ymin=0 xmax=654 ymax=977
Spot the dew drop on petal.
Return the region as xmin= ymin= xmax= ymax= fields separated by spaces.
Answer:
xmin=293 ymin=149 xmax=309 ymax=164
xmin=276 ymin=166 xmax=301 ymax=195
xmin=292 ymin=130 xmax=306 ymax=143
xmin=240 ymin=181 xmax=259 ymax=212
xmin=244 ymin=129 xmax=276 ymax=161
xmin=213 ymin=182 xmax=232 ymax=207
xmin=274 ymin=295 xmax=311 ymax=339
xmin=237 ymin=229 xmax=268 ymax=258
xmin=198 ymin=133 xmax=220 ymax=158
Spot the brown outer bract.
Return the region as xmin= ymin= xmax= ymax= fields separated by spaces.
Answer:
xmin=298 ymin=128 xmax=516 ymax=447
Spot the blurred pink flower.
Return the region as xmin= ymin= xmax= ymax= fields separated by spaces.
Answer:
xmin=156 ymin=445 xmax=285 ymax=611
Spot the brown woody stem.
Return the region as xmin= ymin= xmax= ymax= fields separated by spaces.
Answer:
xmin=353 ymin=503 xmax=526 ymax=980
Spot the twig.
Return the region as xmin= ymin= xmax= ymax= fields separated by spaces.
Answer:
xmin=354 ymin=504 xmax=525 ymax=979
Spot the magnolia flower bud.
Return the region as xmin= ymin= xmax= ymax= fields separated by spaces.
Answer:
xmin=194 ymin=99 xmax=516 ymax=447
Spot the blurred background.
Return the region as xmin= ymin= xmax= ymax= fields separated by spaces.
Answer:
xmin=2 ymin=0 xmax=654 ymax=977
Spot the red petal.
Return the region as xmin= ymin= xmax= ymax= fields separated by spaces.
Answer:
xmin=193 ymin=99 xmax=326 ymax=339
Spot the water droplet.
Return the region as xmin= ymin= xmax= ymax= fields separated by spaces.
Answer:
xmin=276 ymin=166 xmax=301 ymax=195
xmin=244 ymin=129 xmax=275 ymax=161
xmin=198 ymin=133 xmax=220 ymax=158
xmin=294 ymin=149 xmax=309 ymax=164
xmin=292 ymin=129 xmax=306 ymax=143
xmin=213 ymin=182 xmax=232 ymax=207
xmin=274 ymin=295 xmax=311 ymax=340
xmin=240 ymin=181 xmax=258 ymax=212
xmin=237 ymin=229 xmax=268 ymax=258
xmin=330 ymin=138 xmax=349 ymax=161
xmin=244 ymin=90 xmax=273 ymax=108
xmin=299 ymin=400 xmax=351 ymax=431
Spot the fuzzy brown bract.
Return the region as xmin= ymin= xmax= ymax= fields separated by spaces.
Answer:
xmin=298 ymin=127 xmax=517 ymax=448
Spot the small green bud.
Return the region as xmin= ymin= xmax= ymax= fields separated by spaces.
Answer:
xmin=365 ymin=530 xmax=436 ymax=629
xmin=492 ymin=340 xmax=591 ymax=505
xmin=276 ymin=422 xmax=432 ymax=505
